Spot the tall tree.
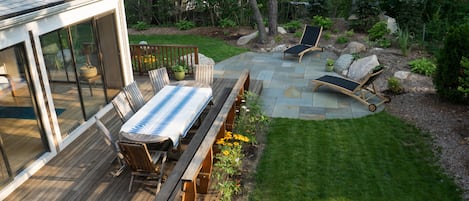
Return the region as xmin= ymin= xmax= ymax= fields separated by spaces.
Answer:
xmin=268 ymin=0 xmax=278 ymax=36
xmin=249 ymin=0 xmax=267 ymax=44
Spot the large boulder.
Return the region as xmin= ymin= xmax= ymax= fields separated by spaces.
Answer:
xmin=341 ymin=41 xmax=366 ymax=55
xmin=237 ymin=31 xmax=258 ymax=45
xmin=180 ymin=53 xmax=215 ymax=66
xmin=334 ymin=54 xmax=354 ymax=76
xmin=347 ymin=55 xmax=380 ymax=81
xmin=383 ymin=15 xmax=398 ymax=34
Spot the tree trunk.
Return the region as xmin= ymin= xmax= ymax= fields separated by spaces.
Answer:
xmin=268 ymin=0 xmax=278 ymax=36
xmin=249 ymin=0 xmax=267 ymax=44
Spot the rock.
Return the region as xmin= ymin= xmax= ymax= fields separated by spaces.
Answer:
xmin=342 ymin=41 xmax=366 ymax=55
xmin=347 ymin=55 xmax=380 ymax=81
xmin=237 ymin=31 xmax=258 ymax=45
xmin=180 ymin=53 xmax=215 ymax=65
xmin=277 ymin=27 xmax=287 ymax=34
xmin=385 ymin=15 xmax=398 ymax=34
xmin=271 ymin=44 xmax=287 ymax=52
xmin=394 ymin=71 xmax=411 ymax=79
xmin=334 ymin=54 xmax=354 ymax=75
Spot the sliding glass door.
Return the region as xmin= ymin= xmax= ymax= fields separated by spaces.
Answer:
xmin=0 ymin=44 xmax=48 ymax=185
xmin=40 ymin=20 xmax=107 ymax=138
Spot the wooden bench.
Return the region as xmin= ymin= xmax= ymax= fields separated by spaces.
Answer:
xmin=155 ymin=70 xmax=250 ymax=201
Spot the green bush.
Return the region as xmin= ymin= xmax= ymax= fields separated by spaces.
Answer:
xmin=408 ymin=58 xmax=436 ymax=76
xmin=219 ymin=18 xmax=237 ymax=28
xmin=368 ymin=21 xmax=390 ymax=41
xmin=349 ymin=0 xmax=381 ymax=32
xmin=294 ymin=30 xmax=303 ymax=38
xmin=388 ymin=77 xmax=403 ymax=93
xmin=376 ymin=38 xmax=391 ymax=48
xmin=323 ymin=32 xmax=331 ymax=40
xmin=336 ymin=36 xmax=349 ymax=44
xmin=175 ymin=20 xmax=195 ymax=30
xmin=434 ymin=23 xmax=469 ymax=104
xmin=458 ymin=57 xmax=469 ymax=99
xmin=283 ymin=20 xmax=303 ymax=33
xmin=345 ymin=29 xmax=354 ymax=37
xmin=312 ymin=15 xmax=332 ymax=30
xmin=397 ymin=28 xmax=411 ymax=56
xmin=132 ymin=21 xmax=150 ymax=31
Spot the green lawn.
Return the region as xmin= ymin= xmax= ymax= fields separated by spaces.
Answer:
xmin=251 ymin=112 xmax=461 ymax=201
xmin=128 ymin=34 xmax=248 ymax=62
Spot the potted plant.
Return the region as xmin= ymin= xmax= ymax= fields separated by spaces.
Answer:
xmin=172 ymin=63 xmax=188 ymax=80
xmin=326 ymin=58 xmax=334 ymax=72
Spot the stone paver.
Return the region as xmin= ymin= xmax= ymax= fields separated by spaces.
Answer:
xmin=215 ymin=51 xmax=385 ymax=120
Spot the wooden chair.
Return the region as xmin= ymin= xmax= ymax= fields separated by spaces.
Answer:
xmin=123 ymin=81 xmax=146 ymax=112
xmin=283 ymin=25 xmax=323 ymax=63
xmin=149 ymin=67 xmax=170 ymax=94
xmin=111 ymin=91 xmax=135 ymax=122
xmin=94 ymin=116 xmax=126 ymax=177
xmin=195 ymin=64 xmax=214 ymax=86
xmin=118 ymin=141 xmax=167 ymax=192
xmin=312 ymin=66 xmax=390 ymax=112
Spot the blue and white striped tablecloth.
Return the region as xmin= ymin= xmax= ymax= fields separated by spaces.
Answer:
xmin=120 ymin=85 xmax=212 ymax=147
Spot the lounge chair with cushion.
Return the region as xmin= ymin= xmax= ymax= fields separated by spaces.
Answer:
xmin=118 ymin=141 xmax=167 ymax=192
xmin=283 ymin=25 xmax=323 ymax=63
xmin=312 ymin=66 xmax=390 ymax=112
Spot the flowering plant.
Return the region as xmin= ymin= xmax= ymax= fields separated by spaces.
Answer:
xmin=214 ymin=131 xmax=249 ymax=201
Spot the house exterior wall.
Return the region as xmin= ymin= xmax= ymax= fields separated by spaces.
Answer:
xmin=0 ymin=0 xmax=132 ymax=199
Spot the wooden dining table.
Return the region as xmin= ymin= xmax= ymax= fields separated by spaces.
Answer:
xmin=119 ymin=85 xmax=213 ymax=148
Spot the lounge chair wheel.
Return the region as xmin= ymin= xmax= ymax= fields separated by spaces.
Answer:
xmin=368 ymin=104 xmax=377 ymax=112
xmin=384 ymin=95 xmax=391 ymax=103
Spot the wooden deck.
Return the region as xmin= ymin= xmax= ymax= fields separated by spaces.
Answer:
xmin=5 ymin=76 xmax=262 ymax=201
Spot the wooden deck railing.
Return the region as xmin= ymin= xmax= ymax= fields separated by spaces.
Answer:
xmin=155 ymin=70 xmax=251 ymax=201
xmin=130 ymin=44 xmax=199 ymax=77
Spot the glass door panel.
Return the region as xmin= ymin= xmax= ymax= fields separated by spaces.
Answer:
xmin=0 ymin=44 xmax=48 ymax=184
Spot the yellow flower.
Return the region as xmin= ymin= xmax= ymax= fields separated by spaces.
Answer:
xmin=216 ymin=139 xmax=224 ymax=145
xmin=233 ymin=142 xmax=240 ymax=146
xmin=223 ymin=150 xmax=229 ymax=156
xmin=226 ymin=143 xmax=233 ymax=147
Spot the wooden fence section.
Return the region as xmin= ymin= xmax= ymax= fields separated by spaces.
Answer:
xmin=130 ymin=44 xmax=199 ymax=77
xmin=155 ymin=70 xmax=251 ymax=201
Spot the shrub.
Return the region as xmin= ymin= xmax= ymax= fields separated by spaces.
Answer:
xmin=397 ymin=28 xmax=411 ymax=56
xmin=408 ymin=58 xmax=436 ymax=76
xmin=219 ymin=18 xmax=237 ymax=28
xmin=368 ymin=21 xmax=390 ymax=41
xmin=387 ymin=77 xmax=403 ymax=93
xmin=175 ymin=20 xmax=195 ymax=30
xmin=323 ymin=32 xmax=331 ymax=40
xmin=458 ymin=57 xmax=469 ymax=99
xmin=294 ymin=30 xmax=303 ymax=38
xmin=349 ymin=0 xmax=381 ymax=32
xmin=336 ymin=36 xmax=349 ymax=44
xmin=345 ymin=29 xmax=354 ymax=37
xmin=132 ymin=21 xmax=150 ymax=31
xmin=283 ymin=20 xmax=303 ymax=33
xmin=434 ymin=23 xmax=469 ymax=104
xmin=312 ymin=15 xmax=333 ymax=30
xmin=376 ymin=38 xmax=391 ymax=48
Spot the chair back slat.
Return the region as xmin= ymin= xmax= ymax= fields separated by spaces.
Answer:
xmin=149 ymin=68 xmax=170 ymax=94
xmin=111 ymin=91 xmax=135 ymax=122
xmin=123 ymin=81 xmax=146 ymax=112
xmin=118 ymin=141 xmax=156 ymax=172
xmin=300 ymin=26 xmax=322 ymax=47
xmin=195 ymin=64 xmax=213 ymax=86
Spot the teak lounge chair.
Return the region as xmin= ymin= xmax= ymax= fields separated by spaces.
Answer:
xmin=283 ymin=25 xmax=323 ymax=63
xmin=118 ymin=141 xmax=167 ymax=192
xmin=312 ymin=66 xmax=390 ymax=112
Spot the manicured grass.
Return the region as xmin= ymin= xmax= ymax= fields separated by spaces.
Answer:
xmin=128 ymin=34 xmax=249 ymax=62
xmin=251 ymin=112 xmax=460 ymax=201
